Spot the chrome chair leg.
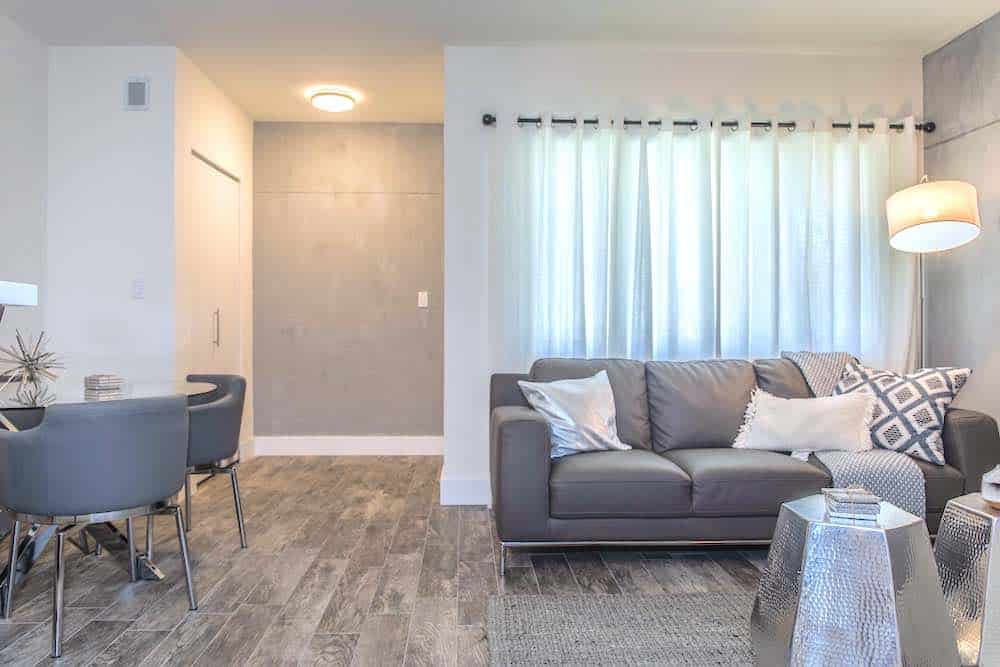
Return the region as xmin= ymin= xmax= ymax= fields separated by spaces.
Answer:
xmin=3 ymin=519 xmax=19 ymax=618
xmin=229 ymin=466 xmax=248 ymax=549
xmin=51 ymin=529 xmax=67 ymax=658
xmin=184 ymin=474 xmax=192 ymax=533
xmin=173 ymin=508 xmax=197 ymax=610
xmin=125 ymin=518 xmax=137 ymax=582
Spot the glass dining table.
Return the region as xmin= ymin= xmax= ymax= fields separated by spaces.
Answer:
xmin=0 ymin=380 xmax=218 ymax=614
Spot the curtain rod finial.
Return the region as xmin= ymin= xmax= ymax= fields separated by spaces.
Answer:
xmin=921 ymin=121 xmax=936 ymax=133
xmin=482 ymin=113 xmax=497 ymax=127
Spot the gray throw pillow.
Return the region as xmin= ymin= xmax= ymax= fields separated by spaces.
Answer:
xmin=518 ymin=370 xmax=632 ymax=459
xmin=833 ymin=361 xmax=971 ymax=465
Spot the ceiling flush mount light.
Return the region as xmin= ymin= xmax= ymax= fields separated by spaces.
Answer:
xmin=306 ymin=86 xmax=360 ymax=113
xmin=887 ymin=177 xmax=982 ymax=253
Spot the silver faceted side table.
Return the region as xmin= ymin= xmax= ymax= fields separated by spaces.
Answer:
xmin=752 ymin=494 xmax=960 ymax=666
xmin=934 ymin=492 xmax=1000 ymax=666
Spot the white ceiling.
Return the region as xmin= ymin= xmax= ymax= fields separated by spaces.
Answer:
xmin=3 ymin=0 xmax=996 ymax=122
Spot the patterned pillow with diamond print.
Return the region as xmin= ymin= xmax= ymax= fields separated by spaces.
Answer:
xmin=833 ymin=361 xmax=971 ymax=465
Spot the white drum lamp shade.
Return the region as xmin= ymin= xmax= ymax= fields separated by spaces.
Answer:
xmin=0 ymin=281 xmax=37 ymax=307
xmin=886 ymin=180 xmax=982 ymax=253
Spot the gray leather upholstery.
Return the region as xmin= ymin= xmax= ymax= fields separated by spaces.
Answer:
xmin=490 ymin=373 xmax=531 ymax=411
xmin=0 ymin=397 xmax=188 ymax=516
xmin=646 ymin=359 xmax=755 ymax=451
xmin=753 ymin=358 xmax=813 ymax=398
xmin=530 ymin=359 xmax=651 ymax=449
xmin=664 ymin=448 xmax=831 ymax=516
xmin=186 ymin=375 xmax=246 ymax=467
xmin=490 ymin=406 xmax=551 ymax=540
xmin=550 ymin=450 xmax=690 ymax=518
xmin=942 ymin=408 xmax=1000 ymax=493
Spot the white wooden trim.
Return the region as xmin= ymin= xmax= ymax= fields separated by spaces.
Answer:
xmin=252 ymin=435 xmax=443 ymax=456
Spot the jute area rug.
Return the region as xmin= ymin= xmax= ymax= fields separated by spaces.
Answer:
xmin=486 ymin=591 xmax=755 ymax=666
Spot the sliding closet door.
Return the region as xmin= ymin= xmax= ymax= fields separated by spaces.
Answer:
xmin=190 ymin=154 xmax=241 ymax=375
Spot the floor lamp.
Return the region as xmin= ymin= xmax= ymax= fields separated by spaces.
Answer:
xmin=886 ymin=178 xmax=982 ymax=368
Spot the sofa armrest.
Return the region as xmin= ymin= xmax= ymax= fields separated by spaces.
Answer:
xmin=943 ymin=408 xmax=1000 ymax=493
xmin=490 ymin=406 xmax=551 ymax=541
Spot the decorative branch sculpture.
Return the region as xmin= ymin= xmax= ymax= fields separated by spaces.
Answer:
xmin=0 ymin=331 xmax=63 ymax=407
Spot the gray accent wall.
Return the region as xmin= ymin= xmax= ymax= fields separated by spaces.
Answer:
xmin=253 ymin=123 xmax=443 ymax=436
xmin=923 ymin=12 xmax=1000 ymax=419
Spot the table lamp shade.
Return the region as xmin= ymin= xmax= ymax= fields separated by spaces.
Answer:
xmin=0 ymin=281 xmax=38 ymax=307
xmin=887 ymin=180 xmax=981 ymax=253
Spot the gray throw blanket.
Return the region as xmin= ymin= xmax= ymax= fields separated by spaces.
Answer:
xmin=813 ymin=450 xmax=926 ymax=518
xmin=781 ymin=351 xmax=927 ymax=518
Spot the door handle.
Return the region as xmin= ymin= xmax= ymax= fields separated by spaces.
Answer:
xmin=213 ymin=309 xmax=221 ymax=347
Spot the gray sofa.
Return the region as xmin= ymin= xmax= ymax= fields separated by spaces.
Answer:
xmin=490 ymin=357 xmax=1000 ymax=569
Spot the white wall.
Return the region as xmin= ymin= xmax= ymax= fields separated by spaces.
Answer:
xmin=46 ymin=47 xmax=177 ymax=390
xmin=0 ymin=17 xmax=47 ymax=338
xmin=442 ymin=45 xmax=924 ymax=504
xmin=174 ymin=51 xmax=255 ymax=448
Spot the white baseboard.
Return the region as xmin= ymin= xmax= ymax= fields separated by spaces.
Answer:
xmin=439 ymin=474 xmax=491 ymax=506
xmin=252 ymin=435 xmax=443 ymax=456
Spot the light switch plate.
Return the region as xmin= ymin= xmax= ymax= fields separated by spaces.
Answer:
xmin=417 ymin=291 xmax=429 ymax=308
xmin=131 ymin=279 xmax=145 ymax=300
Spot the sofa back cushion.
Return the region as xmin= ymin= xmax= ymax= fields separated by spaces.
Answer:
xmin=646 ymin=359 xmax=756 ymax=451
xmin=530 ymin=358 xmax=651 ymax=450
xmin=753 ymin=358 xmax=813 ymax=399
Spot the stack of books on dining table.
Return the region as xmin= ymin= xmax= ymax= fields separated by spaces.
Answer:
xmin=84 ymin=374 xmax=125 ymax=401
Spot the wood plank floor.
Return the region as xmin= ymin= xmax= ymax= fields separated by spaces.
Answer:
xmin=0 ymin=456 xmax=767 ymax=666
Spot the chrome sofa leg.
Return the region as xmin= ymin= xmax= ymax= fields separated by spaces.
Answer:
xmin=145 ymin=515 xmax=154 ymax=561
xmin=3 ymin=519 xmax=19 ymax=618
xmin=499 ymin=543 xmax=506 ymax=576
xmin=125 ymin=519 xmax=137 ymax=582
xmin=229 ymin=467 xmax=248 ymax=549
xmin=184 ymin=474 xmax=192 ymax=533
xmin=51 ymin=530 xmax=66 ymax=658
xmin=174 ymin=508 xmax=197 ymax=610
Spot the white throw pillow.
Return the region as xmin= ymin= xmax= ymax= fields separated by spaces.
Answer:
xmin=733 ymin=388 xmax=876 ymax=454
xmin=518 ymin=370 xmax=632 ymax=459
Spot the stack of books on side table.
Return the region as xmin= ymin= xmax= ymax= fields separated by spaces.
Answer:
xmin=84 ymin=374 xmax=125 ymax=401
xmin=822 ymin=487 xmax=880 ymax=522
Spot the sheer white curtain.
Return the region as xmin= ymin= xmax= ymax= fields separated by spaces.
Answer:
xmin=488 ymin=118 xmax=919 ymax=373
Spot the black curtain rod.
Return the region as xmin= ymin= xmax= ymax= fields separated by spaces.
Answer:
xmin=480 ymin=114 xmax=935 ymax=133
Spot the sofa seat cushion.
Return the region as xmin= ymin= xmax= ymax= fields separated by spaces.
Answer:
xmin=549 ymin=450 xmax=691 ymax=518
xmin=915 ymin=460 xmax=965 ymax=513
xmin=663 ymin=448 xmax=831 ymax=517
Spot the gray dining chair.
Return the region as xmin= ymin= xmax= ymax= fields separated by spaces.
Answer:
xmin=185 ymin=374 xmax=248 ymax=548
xmin=0 ymin=397 xmax=196 ymax=658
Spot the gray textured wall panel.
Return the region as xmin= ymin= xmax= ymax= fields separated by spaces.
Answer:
xmin=923 ymin=12 xmax=1000 ymax=421
xmin=924 ymin=12 xmax=1000 ymax=147
xmin=254 ymin=123 xmax=443 ymax=436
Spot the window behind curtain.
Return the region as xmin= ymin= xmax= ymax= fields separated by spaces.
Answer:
xmin=488 ymin=119 xmax=919 ymax=373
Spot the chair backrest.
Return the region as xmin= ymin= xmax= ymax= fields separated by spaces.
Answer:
xmin=186 ymin=374 xmax=246 ymax=467
xmin=0 ymin=396 xmax=189 ymax=517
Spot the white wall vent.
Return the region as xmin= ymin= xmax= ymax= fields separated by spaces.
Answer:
xmin=124 ymin=77 xmax=150 ymax=110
